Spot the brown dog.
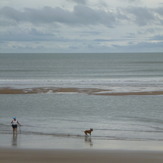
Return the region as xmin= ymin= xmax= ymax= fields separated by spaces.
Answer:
xmin=84 ymin=128 xmax=93 ymax=136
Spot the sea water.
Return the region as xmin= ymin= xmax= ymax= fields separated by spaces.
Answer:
xmin=1 ymin=93 xmax=163 ymax=141
xmin=0 ymin=53 xmax=163 ymax=148
xmin=0 ymin=53 xmax=163 ymax=92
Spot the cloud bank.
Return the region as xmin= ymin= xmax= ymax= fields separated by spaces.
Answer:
xmin=1 ymin=5 xmax=163 ymax=26
xmin=0 ymin=0 xmax=163 ymax=53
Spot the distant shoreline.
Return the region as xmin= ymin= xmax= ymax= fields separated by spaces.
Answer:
xmin=0 ymin=87 xmax=163 ymax=96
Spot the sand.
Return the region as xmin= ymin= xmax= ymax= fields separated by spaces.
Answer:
xmin=1 ymin=148 xmax=163 ymax=163
xmin=0 ymin=87 xmax=163 ymax=96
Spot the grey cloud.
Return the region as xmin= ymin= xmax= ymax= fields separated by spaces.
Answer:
xmin=126 ymin=6 xmax=163 ymax=26
xmin=0 ymin=6 xmax=71 ymax=24
xmin=0 ymin=5 xmax=119 ymax=27
xmin=131 ymin=40 xmax=162 ymax=51
xmin=126 ymin=0 xmax=140 ymax=2
xmin=111 ymin=41 xmax=163 ymax=52
xmin=1 ymin=5 xmax=162 ymax=28
xmin=131 ymin=41 xmax=163 ymax=50
xmin=157 ymin=7 xmax=163 ymax=15
xmin=73 ymin=5 xmax=116 ymax=26
xmin=151 ymin=35 xmax=163 ymax=41
xmin=68 ymin=0 xmax=87 ymax=5
xmin=0 ymin=18 xmax=17 ymax=26
xmin=0 ymin=28 xmax=56 ymax=41
xmin=126 ymin=7 xmax=155 ymax=26
xmin=0 ymin=7 xmax=24 ymax=22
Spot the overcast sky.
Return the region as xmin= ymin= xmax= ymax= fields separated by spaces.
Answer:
xmin=0 ymin=0 xmax=163 ymax=53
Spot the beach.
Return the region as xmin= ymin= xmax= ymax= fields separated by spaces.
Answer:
xmin=1 ymin=131 xmax=163 ymax=163
xmin=1 ymin=148 xmax=163 ymax=163
xmin=1 ymin=53 xmax=163 ymax=162
xmin=1 ymin=132 xmax=163 ymax=163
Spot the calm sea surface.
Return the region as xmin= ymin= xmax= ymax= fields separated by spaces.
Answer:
xmin=0 ymin=53 xmax=163 ymax=144
xmin=0 ymin=53 xmax=163 ymax=92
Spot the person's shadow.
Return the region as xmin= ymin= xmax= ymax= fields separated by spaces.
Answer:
xmin=12 ymin=134 xmax=18 ymax=146
xmin=84 ymin=136 xmax=93 ymax=147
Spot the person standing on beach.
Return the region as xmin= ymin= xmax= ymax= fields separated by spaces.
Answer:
xmin=11 ymin=117 xmax=21 ymax=134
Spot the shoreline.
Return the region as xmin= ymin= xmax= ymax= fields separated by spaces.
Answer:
xmin=1 ymin=132 xmax=163 ymax=151
xmin=1 ymin=148 xmax=163 ymax=163
xmin=0 ymin=87 xmax=163 ymax=96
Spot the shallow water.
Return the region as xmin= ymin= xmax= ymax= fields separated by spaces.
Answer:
xmin=1 ymin=94 xmax=163 ymax=142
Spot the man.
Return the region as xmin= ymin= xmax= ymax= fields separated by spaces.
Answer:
xmin=11 ymin=117 xmax=21 ymax=134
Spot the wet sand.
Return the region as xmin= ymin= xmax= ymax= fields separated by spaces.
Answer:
xmin=1 ymin=148 xmax=163 ymax=163
xmin=0 ymin=87 xmax=163 ymax=96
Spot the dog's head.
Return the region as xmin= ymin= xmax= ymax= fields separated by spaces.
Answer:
xmin=90 ymin=128 xmax=93 ymax=131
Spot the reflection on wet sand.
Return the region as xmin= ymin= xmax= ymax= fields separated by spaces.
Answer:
xmin=12 ymin=134 xmax=17 ymax=146
xmin=85 ymin=136 xmax=93 ymax=147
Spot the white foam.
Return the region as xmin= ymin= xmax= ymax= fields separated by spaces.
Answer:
xmin=0 ymin=78 xmax=163 ymax=93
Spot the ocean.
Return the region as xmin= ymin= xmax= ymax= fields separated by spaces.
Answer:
xmin=0 ymin=53 xmax=163 ymax=91
xmin=0 ymin=53 xmax=163 ymax=149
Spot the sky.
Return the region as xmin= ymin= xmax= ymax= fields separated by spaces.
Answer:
xmin=0 ymin=0 xmax=163 ymax=53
